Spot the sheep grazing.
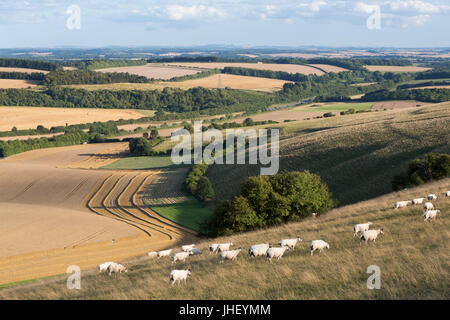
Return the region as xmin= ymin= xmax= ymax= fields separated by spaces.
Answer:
xmin=310 ymin=240 xmax=330 ymax=256
xmin=219 ymin=248 xmax=242 ymax=263
xmin=248 ymin=243 xmax=270 ymax=258
xmin=360 ymin=229 xmax=384 ymax=246
xmin=394 ymin=200 xmax=410 ymax=209
xmin=266 ymin=246 xmax=288 ymax=262
xmin=424 ymin=210 xmax=440 ymax=222
xmin=181 ymin=244 xmax=195 ymax=252
xmin=412 ymin=198 xmax=424 ymax=205
xmin=423 ymin=202 xmax=434 ymax=210
xmin=169 ymin=269 xmax=191 ymax=285
xmin=445 ymin=191 xmax=450 ymax=197
xmin=427 ymin=194 xmax=437 ymax=201
xmin=107 ymin=263 xmax=128 ymax=276
xmin=353 ymin=222 xmax=373 ymax=237
xmin=157 ymin=249 xmax=172 ymax=258
xmin=172 ymin=251 xmax=191 ymax=264
xmin=147 ymin=252 xmax=158 ymax=259
xmin=98 ymin=262 xmax=115 ymax=273
xmin=188 ymin=248 xmax=202 ymax=255
xmin=279 ymin=237 xmax=302 ymax=250
xmin=209 ymin=244 xmax=219 ymax=254
xmin=217 ymin=242 xmax=234 ymax=253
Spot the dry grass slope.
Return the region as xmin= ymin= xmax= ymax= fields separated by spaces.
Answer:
xmin=1 ymin=179 xmax=448 ymax=299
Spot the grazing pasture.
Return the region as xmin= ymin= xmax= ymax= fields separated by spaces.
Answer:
xmin=0 ymin=106 xmax=144 ymax=131
xmin=1 ymin=178 xmax=448 ymax=299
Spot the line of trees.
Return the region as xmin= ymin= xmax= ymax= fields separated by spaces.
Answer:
xmin=0 ymin=58 xmax=62 ymax=71
xmin=64 ymin=59 xmax=147 ymax=70
xmin=0 ymin=72 xmax=45 ymax=81
xmin=43 ymin=70 xmax=150 ymax=85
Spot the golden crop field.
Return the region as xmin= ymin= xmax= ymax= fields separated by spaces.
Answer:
xmin=0 ymin=79 xmax=39 ymax=89
xmin=0 ymin=106 xmax=144 ymax=131
xmin=96 ymin=63 xmax=201 ymax=80
xmin=364 ymin=65 xmax=432 ymax=72
xmin=161 ymin=62 xmax=326 ymax=75
xmin=0 ymin=67 xmax=49 ymax=74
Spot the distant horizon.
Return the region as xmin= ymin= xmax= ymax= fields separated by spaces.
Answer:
xmin=1 ymin=1 xmax=449 ymax=48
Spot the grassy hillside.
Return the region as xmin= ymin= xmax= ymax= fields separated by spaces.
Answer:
xmin=1 ymin=179 xmax=448 ymax=299
xmin=207 ymin=102 xmax=450 ymax=205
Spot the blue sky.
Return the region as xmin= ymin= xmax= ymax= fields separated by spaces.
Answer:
xmin=0 ymin=0 xmax=449 ymax=48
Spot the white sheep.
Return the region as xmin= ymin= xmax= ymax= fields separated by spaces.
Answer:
xmin=169 ymin=269 xmax=191 ymax=285
xmin=181 ymin=244 xmax=195 ymax=252
xmin=279 ymin=237 xmax=302 ymax=250
xmin=98 ymin=262 xmax=115 ymax=272
xmin=172 ymin=251 xmax=192 ymax=264
xmin=427 ymin=194 xmax=437 ymax=201
xmin=394 ymin=200 xmax=410 ymax=209
xmin=107 ymin=263 xmax=128 ymax=276
xmin=147 ymin=252 xmax=157 ymax=259
xmin=266 ymin=246 xmax=288 ymax=262
xmin=353 ymin=222 xmax=373 ymax=237
xmin=248 ymin=243 xmax=271 ymax=258
xmin=219 ymin=248 xmax=242 ymax=263
xmin=424 ymin=210 xmax=440 ymax=222
xmin=217 ymin=242 xmax=234 ymax=253
xmin=310 ymin=240 xmax=330 ymax=256
xmin=188 ymin=248 xmax=202 ymax=255
xmin=209 ymin=244 xmax=219 ymax=254
xmin=360 ymin=229 xmax=384 ymax=246
xmin=412 ymin=198 xmax=424 ymax=205
xmin=423 ymin=202 xmax=434 ymax=210
xmin=157 ymin=249 xmax=172 ymax=258
xmin=445 ymin=191 xmax=450 ymax=197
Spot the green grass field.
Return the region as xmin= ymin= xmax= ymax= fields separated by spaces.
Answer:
xmin=101 ymin=156 xmax=181 ymax=170
xmin=136 ymin=110 xmax=156 ymax=117
xmin=292 ymin=102 xmax=374 ymax=112
xmin=151 ymin=200 xmax=214 ymax=232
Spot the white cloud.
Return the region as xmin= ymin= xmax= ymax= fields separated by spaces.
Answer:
xmin=354 ymin=2 xmax=380 ymax=15
xmin=166 ymin=5 xmax=224 ymax=21
xmin=298 ymin=0 xmax=327 ymax=12
xmin=390 ymin=0 xmax=440 ymax=14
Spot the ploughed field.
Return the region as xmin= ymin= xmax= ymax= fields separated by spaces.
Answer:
xmin=0 ymin=143 xmax=195 ymax=285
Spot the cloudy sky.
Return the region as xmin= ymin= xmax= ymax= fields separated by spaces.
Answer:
xmin=0 ymin=0 xmax=449 ymax=48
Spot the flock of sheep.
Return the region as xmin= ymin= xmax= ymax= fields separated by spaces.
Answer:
xmin=395 ymin=192 xmax=448 ymax=221
xmin=97 ymin=190 xmax=449 ymax=285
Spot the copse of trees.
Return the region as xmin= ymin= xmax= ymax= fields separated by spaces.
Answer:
xmin=356 ymin=58 xmax=412 ymax=66
xmin=201 ymin=171 xmax=334 ymax=236
xmin=44 ymin=70 xmax=150 ymax=85
xmin=0 ymin=58 xmax=62 ymax=71
xmin=392 ymin=153 xmax=450 ymax=190
xmin=184 ymin=163 xmax=214 ymax=201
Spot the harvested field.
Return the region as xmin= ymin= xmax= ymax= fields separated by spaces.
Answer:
xmin=0 ymin=143 xmax=196 ymax=285
xmin=0 ymin=106 xmax=144 ymax=131
xmin=63 ymin=142 xmax=129 ymax=169
xmin=96 ymin=64 xmax=201 ymax=80
xmin=64 ymin=74 xmax=291 ymax=92
xmin=0 ymin=67 xmax=48 ymax=74
xmin=364 ymin=65 xmax=431 ymax=72
xmin=0 ymin=79 xmax=39 ymax=89
xmin=371 ymin=100 xmax=427 ymax=110
xmin=408 ymin=85 xmax=450 ymax=90
xmin=163 ymin=62 xmax=325 ymax=75
xmin=0 ymin=132 xmax=64 ymax=142
xmin=307 ymin=64 xmax=348 ymax=73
